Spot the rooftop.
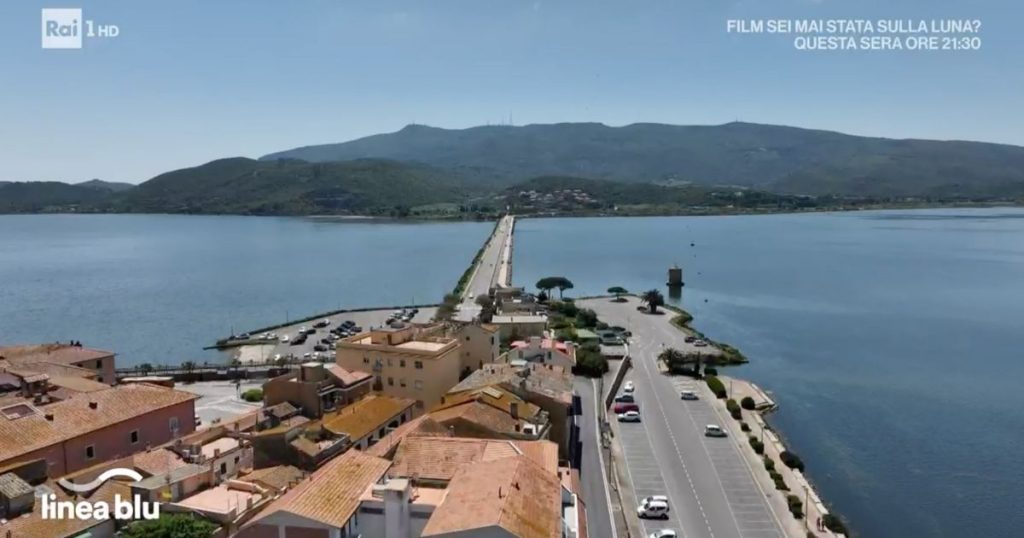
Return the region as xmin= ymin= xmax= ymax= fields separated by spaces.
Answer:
xmin=239 ymin=465 xmax=305 ymax=492
xmin=491 ymin=314 xmax=548 ymax=324
xmin=0 ymin=478 xmax=129 ymax=538
xmin=389 ymin=437 xmax=559 ymax=483
xmin=0 ymin=383 xmax=198 ymax=464
xmin=396 ymin=341 xmax=449 ymax=352
xmin=133 ymin=448 xmax=188 ymax=477
xmin=511 ymin=338 xmax=571 ymax=353
xmin=0 ymin=344 xmax=113 ymax=367
xmin=420 ymin=455 xmax=562 ymax=538
xmin=363 ymin=415 xmax=453 ymax=458
xmin=246 ymin=450 xmax=390 ymax=529
xmin=449 ymin=362 xmax=574 ymax=405
xmin=325 ymin=364 xmax=371 ymax=386
xmin=429 ymin=387 xmax=546 ymax=435
xmin=201 ymin=437 xmax=241 ymax=460
xmin=172 ymin=482 xmax=266 ymax=517
xmin=322 ymin=394 xmax=415 ymax=441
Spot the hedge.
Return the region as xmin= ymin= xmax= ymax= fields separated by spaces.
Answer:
xmin=763 ymin=456 xmax=775 ymax=472
xmin=741 ymin=396 xmax=756 ymax=410
xmin=780 ymin=450 xmax=806 ymax=472
xmin=740 ymin=422 xmax=751 ymax=433
xmin=748 ymin=436 xmax=764 ymax=455
xmin=241 ymin=388 xmax=263 ymax=402
xmin=787 ymin=494 xmax=804 ymax=519
xmin=705 ymin=376 xmax=727 ymax=399
xmin=823 ymin=514 xmax=848 ymax=534
xmin=726 ymin=398 xmax=742 ymax=420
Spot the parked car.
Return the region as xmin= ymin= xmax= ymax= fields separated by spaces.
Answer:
xmin=351 ymin=326 xmax=362 ymax=332
xmin=617 ymin=411 xmax=641 ymax=422
xmin=612 ymin=402 xmax=639 ymax=414
xmin=704 ymin=424 xmax=727 ymax=438
xmin=694 ymin=340 xmax=708 ymax=347
xmin=304 ymin=327 xmax=317 ymax=335
xmin=648 ymin=530 xmax=677 ymax=538
xmin=623 ymin=381 xmax=635 ymax=393
xmin=280 ymin=335 xmax=290 ymax=343
xmin=637 ymin=500 xmax=670 ymax=519
xmin=614 ymin=393 xmax=635 ymax=403
xmin=680 ymin=390 xmax=698 ymax=400
xmin=313 ymin=319 xmax=330 ymax=328
xmin=314 ymin=344 xmax=328 ymax=352
xmin=684 ymin=336 xmax=696 ymax=343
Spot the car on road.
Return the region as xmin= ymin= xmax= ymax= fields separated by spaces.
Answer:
xmin=680 ymin=390 xmax=698 ymax=400
xmin=280 ymin=335 xmax=290 ymax=343
xmin=314 ymin=319 xmax=330 ymax=328
xmin=612 ymin=402 xmax=639 ymax=414
xmin=648 ymin=530 xmax=677 ymax=538
xmin=637 ymin=500 xmax=670 ymax=519
xmin=639 ymin=496 xmax=669 ymax=509
xmin=694 ymin=339 xmax=708 ymax=347
xmin=623 ymin=381 xmax=635 ymax=393
xmin=704 ymin=424 xmax=727 ymax=437
xmin=617 ymin=411 xmax=641 ymax=422
xmin=614 ymin=393 xmax=635 ymax=403
xmin=684 ymin=335 xmax=697 ymax=343
xmin=303 ymin=327 xmax=317 ymax=335
xmin=313 ymin=344 xmax=328 ymax=352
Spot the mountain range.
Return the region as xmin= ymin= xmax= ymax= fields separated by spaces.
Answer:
xmin=3 ymin=122 xmax=1023 ymax=215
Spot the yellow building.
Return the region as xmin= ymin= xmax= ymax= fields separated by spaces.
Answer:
xmin=336 ymin=324 xmax=461 ymax=410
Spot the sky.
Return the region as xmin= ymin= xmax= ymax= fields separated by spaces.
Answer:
xmin=1 ymin=0 xmax=1020 ymax=183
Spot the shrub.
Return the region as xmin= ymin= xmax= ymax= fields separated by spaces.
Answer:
xmin=740 ymin=396 xmax=756 ymax=410
xmin=780 ymin=450 xmax=805 ymax=472
xmin=573 ymin=347 xmax=608 ymax=377
xmin=770 ymin=470 xmax=788 ymax=490
xmin=823 ymin=514 xmax=848 ymax=534
xmin=740 ymin=422 xmax=751 ymax=433
xmin=748 ymin=436 xmax=764 ymax=455
xmin=241 ymin=388 xmax=263 ymax=402
xmin=575 ymin=308 xmax=599 ymax=328
xmin=787 ymin=495 xmax=804 ymax=519
xmin=726 ymin=399 xmax=742 ymax=420
xmin=763 ymin=456 xmax=775 ymax=472
xmin=705 ymin=376 xmax=727 ymax=399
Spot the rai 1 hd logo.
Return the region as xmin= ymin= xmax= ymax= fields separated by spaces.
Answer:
xmin=41 ymin=8 xmax=119 ymax=49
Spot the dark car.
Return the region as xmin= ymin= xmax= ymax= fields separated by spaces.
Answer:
xmin=290 ymin=338 xmax=304 ymax=346
xmin=614 ymin=394 xmax=635 ymax=403
xmin=320 ymin=338 xmax=332 ymax=345
xmin=303 ymin=328 xmax=316 ymax=335
xmin=342 ymin=320 xmax=355 ymax=328
xmin=313 ymin=344 xmax=328 ymax=352
xmin=351 ymin=326 xmax=363 ymax=332
xmin=684 ymin=336 xmax=696 ymax=343
xmin=612 ymin=402 xmax=640 ymax=414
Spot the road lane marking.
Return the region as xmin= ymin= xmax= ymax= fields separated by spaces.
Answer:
xmin=591 ymin=379 xmax=619 ymax=538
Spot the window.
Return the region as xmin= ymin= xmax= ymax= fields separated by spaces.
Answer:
xmin=400 ymin=359 xmax=406 ymax=368
xmin=234 ymin=456 xmax=239 ymax=464
xmin=85 ymin=445 xmax=95 ymax=460
xmin=130 ymin=430 xmax=140 ymax=445
xmin=387 ymin=377 xmax=394 ymax=386
xmin=399 ymin=378 xmax=406 ymax=387
xmin=414 ymin=380 xmax=423 ymax=390
xmin=414 ymin=361 xmax=423 ymax=369
xmin=465 ymin=336 xmax=471 ymax=341
xmin=169 ymin=416 xmax=180 ymax=433
xmin=491 ymin=336 xmax=495 ymax=345
xmin=363 ymin=357 xmax=370 ymax=364
xmin=220 ymin=463 xmax=227 ymax=475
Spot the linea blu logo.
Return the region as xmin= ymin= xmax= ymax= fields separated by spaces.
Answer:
xmin=44 ymin=468 xmax=160 ymax=521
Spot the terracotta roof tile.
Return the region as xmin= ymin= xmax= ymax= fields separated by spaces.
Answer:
xmin=389 ymin=437 xmax=558 ymax=483
xmin=240 ymin=465 xmax=306 ymax=492
xmin=0 ymin=344 xmax=113 ymax=367
xmin=321 ymin=395 xmax=415 ymax=441
xmin=421 ymin=455 xmax=562 ymax=538
xmin=246 ymin=450 xmax=390 ymax=529
xmin=133 ymin=448 xmax=187 ymax=477
xmin=0 ymin=383 xmax=197 ymax=464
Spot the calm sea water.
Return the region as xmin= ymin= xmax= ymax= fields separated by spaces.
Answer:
xmin=0 ymin=214 xmax=491 ymax=366
xmin=514 ymin=208 xmax=1024 ymax=538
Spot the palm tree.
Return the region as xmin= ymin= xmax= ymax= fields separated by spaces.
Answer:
xmin=658 ymin=347 xmax=686 ymax=368
xmin=641 ymin=289 xmax=664 ymax=313
xmin=607 ymin=286 xmax=628 ymax=301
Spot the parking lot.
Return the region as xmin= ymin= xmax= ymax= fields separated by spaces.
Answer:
xmin=223 ymin=306 xmax=437 ymax=364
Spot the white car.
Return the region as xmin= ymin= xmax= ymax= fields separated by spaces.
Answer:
xmin=640 ymin=495 xmax=669 ymax=508
xmin=694 ymin=339 xmax=708 ymax=347
xmin=637 ymin=500 xmax=670 ymax=519
xmin=303 ymin=352 xmax=312 ymax=359
xmin=704 ymin=424 xmax=727 ymax=438
xmin=623 ymin=381 xmax=635 ymax=393
xmin=680 ymin=390 xmax=698 ymax=400
xmin=280 ymin=335 xmax=290 ymax=343
xmin=617 ymin=411 xmax=641 ymax=422
xmin=649 ymin=530 xmax=678 ymax=538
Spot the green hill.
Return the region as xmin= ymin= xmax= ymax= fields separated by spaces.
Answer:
xmin=261 ymin=122 xmax=1024 ymax=198
xmin=0 ymin=182 xmax=112 ymax=213
xmin=108 ymin=157 xmax=477 ymax=216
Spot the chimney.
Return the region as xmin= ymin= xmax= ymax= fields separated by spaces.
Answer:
xmin=510 ymin=402 xmax=519 ymax=419
xmin=44 ymin=413 xmax=54 ymax=421
xmin=88 ymin=401 xmax=98 ymax=410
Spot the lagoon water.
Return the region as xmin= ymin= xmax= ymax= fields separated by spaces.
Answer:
xmin=515 ymin=208 xmax=1024 ymax=538
xmin=1 ymin=208 xmax=1022 ymax=537
xmin=0 ymin=214 xmax=491 ymax=366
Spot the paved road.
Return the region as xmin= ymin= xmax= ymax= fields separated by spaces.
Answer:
xmin=455 ymin=215 xmax=514 ymax=321
xmin=583 ymin=297 xmax=786 ymax=538
xmin=574 ymin=375 xmax=616 ymax=538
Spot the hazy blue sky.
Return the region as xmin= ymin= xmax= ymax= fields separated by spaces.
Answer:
xmin=1 ymin=0 xmax=1019 ymax=183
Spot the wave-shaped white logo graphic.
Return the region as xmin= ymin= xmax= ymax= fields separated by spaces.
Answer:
xmin=58 ymin=468 xmax=144 ymax=493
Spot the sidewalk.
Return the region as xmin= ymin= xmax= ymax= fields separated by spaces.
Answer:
xmin=713 ymin=376 xmax=846 ymax=538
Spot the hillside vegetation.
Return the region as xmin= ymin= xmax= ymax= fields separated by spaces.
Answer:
xmin=261 ymin=122 xmax=1024 ymax=198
